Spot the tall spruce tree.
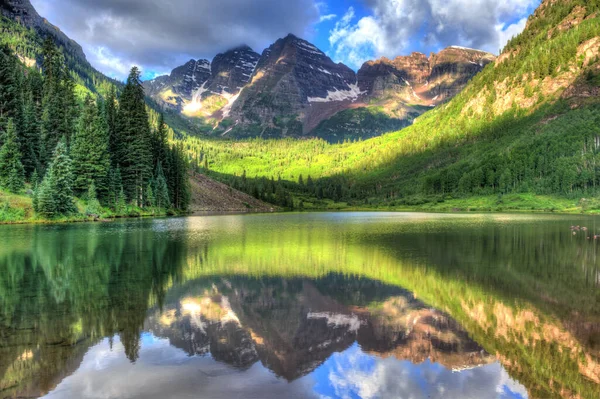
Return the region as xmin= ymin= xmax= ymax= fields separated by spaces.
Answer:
xmin=154 ymin=162 xmax=170 ymax=210
xmin=40 ymin=39 xmax=76 ymax=165
xmin=71 ymin=95 xmax=110 ymax=198
xmin=36 ymin=138 xmax=76 ymax=217
xmin=105 ymin=85 xmax=119 ymax=165
xmin=0 ymin=119 xmax=25 ymax=193
xmin=21 ymin=91 xmax=41 ymax=177
xmin=0 ymin=45 xmax=22 ymax=137
xmin=116 ymin=67 xmax=152 ymax=206
xmin=85 ymin=182 xmax=101 ymax=216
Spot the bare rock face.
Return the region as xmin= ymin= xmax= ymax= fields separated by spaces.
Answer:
xmin=143 ymin=59 xmax=212 ymax=111
xmin=143 ymin=45 xmax=259 ymax=119
xmin=358 ymin=46 xmax=496 ymax=106
xmin=227 ymin=34 xmax=360 ymax=137
xmin=0 ymin=0 xmax=87 ymax=62
xmin=206 ymin=45 xmax=260 ymax=96
xmin=144 ymin=32 xmax=494 ymax=140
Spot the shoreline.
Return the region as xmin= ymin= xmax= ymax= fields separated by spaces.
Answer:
xmin=3 ymin=206 xmax=598 ymax=226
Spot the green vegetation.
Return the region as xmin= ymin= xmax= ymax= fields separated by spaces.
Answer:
xmin=0 ymin=38 xmax=190 ymax=224
xmin=311 ymin=106 xmax=414 ymax=143
xmin=175 ymin=1 xmax=600 ymax=212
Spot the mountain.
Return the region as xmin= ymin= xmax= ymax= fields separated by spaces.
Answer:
xmin=191 ymin=0 xmax=600 ymax=212
xmin=146 ymin=34 xmax=493 ymax=140
xmin=145 ymin=276 xmax=493 ymax=381
xmin=143 ymin=46 xmax=260 ymax=122
xmin=358 ymin=47 xmax=496 ymax=106
xmin=143 ymin=59 xmax=212 ymax=111
xmin=312 ymin=46 xmax=495 ymax=142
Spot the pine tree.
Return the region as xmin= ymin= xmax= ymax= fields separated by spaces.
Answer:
xmin=153 ymin=113 xmax=169 ymax=171
xmin=85 ymin=181 xmax=101 ymax=216
xmin=21 ymin=91 xmax=41 ymax=177
xmin=105 ymin=85 xmax=119 ymax=165
xmin=116 ymin=188 xmax=127 ymax=215
xmin=40 ymin=39 xmax=76 ymax=165
xmin=108 ymin=166 xmax=123 ymax=208
xmin=71 ymin=95 xmax=111 ymax=198
xmin=0 ymin=45 xmax=22 ymax=135
xmin=116 ymin=67 xmax=152 ymax=206
xmin=145 ymin=182 xmax=155 ymax=210
xmin=31 ymin=169 xmax=40 ymax=211
xmin=0 ymin=119 xmax=25 ymax=193
xmin=37 ymin=138 xmax=77 ymax=217
xmin=154 ymin=162 xmax=170 ymax=210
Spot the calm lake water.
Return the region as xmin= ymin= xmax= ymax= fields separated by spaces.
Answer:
xmin=0 ymin=212 xmax=599 ymax=399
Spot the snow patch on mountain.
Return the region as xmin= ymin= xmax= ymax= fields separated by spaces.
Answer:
xmin=307 ymin=83 xmax=365 ymax=103
xmin=307 ymin=312 xmax=364 ymax=332
xmin=184 ymin=81 xmax=209 ymax=113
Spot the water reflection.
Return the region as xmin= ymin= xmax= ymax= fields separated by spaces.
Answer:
xmin=0 ymin=213 xmax=598 ymax=398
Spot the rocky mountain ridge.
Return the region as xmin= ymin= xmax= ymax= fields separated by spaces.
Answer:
xmin=143 ymin=46 xmax=260 ymax=121
xmin=146 ymin=34 xmax=495 ymax=140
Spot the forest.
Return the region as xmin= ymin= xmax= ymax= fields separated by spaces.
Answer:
xmin=0 ymin=39 xmax=189 ymax=222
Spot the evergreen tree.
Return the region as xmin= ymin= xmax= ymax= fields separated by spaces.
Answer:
xmin=40 ymin=39 xmax=77 ymax=165
xmin=71 ymin=95 xmax=111 ymax=198
xmin=105 ymin=85 xmax=119 ymax=165
xmin=116 ymin=188 xmax=127 ymax=215
xmin=115 ymin=67 xmax=152 ymax=206
xmin=145 ymin=182 xmax=155 ymax=210
xmin=154 ymin=163 xmax=170 ymax=210
xmin=37 ymin=138 xmax=76 ymax=217
xmin=0 ymin=119 xmax=25 ymax=193
xmin=153 ymin=113 xmax=169 ymax=171
xmin=31 ymin=169 xmax=40 ymax=211
xmin=20 ymin=91 xmax=41 ymax=177
xmin=85 ymin=181 xmax=101 ymax=216
xmin=0 ymin=45 xmax=22 ymax=135
xmin=108 ymin=166 xmax=123 ymax=209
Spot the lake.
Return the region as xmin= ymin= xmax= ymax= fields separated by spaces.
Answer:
xmin=0 ymin=212 xmax=598 ymax=399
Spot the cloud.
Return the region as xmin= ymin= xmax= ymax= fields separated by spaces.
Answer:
xmin=31 ymin=0 xmax=321 ymax=80
xmin=329 ymin=0 xmax=540 ymax=69
xmin=320 ymin=345 xmax=528 ymax=399
xmin=319 ymin=14 xmax=338 ymax=23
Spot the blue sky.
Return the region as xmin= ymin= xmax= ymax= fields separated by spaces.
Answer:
xmin=31 ymin=0 xmax=541 ymax=80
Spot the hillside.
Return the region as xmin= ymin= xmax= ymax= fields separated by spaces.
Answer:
xmin=188 ymin=172 xmax=275 ymax=213
xmin=182 ymin=0 xmax=600 ymax=211
xmin=145 ymin=34 xmax=493 ymax=141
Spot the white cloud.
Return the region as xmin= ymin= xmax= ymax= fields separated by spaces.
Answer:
xmin=329 ymin=0 xmax=540 ymax=69
xmin=319 ymin=14 xmax=338 ymax=23
xmin=30 ymin=0 xmax=323 ymax=80
xmin=496 ymin=17 xmax=529 ymax=53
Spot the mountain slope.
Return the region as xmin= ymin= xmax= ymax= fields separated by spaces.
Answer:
xmin=142 ymin=46 xmax=261 ymax=127
xmin=183 ymin=0 xmax=600 ymax=211
xmin=146 ymin=34 xmax=493 ymax=141
xmin=312 ymin=46 xmax=495 ymax=142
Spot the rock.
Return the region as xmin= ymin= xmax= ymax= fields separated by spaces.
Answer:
xmin=144 ymin=32 xmax=494 ymax=140
xmin=143 ymin=46 xmax=259 ymax=118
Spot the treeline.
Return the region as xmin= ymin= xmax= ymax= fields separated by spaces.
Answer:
xmin=0 ymin=40 xmax=189 ymax=218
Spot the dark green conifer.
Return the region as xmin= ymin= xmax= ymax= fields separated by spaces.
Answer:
xmin=115 ymin=67 xmax=152 ymax=206
xmin=37 ymin=138 xmax=76 ymax=217
xmin=71 ymin=95 xmax=110 ymax=198
xmin=154 ymin=163 xmax=170 ymax=210
xmin=0 ymin=119 xmax=25 ymax=193
xmin=85 ymin=182 xmax=101 ymax=216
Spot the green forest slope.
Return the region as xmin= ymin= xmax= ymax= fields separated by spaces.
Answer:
xmin=180 ymin=0 xmax=600 ymax=212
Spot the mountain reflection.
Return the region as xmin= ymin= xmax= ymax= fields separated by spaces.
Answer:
xmin=145 ymin=276 xmax=493 ymax=381
xmin=0 ymin=213 xmax=598 ymax=398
